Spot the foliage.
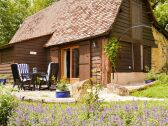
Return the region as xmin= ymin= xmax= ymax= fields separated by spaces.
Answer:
xmin=161 ymin=62 xmax=168 ymax=74
xmin=154 ymin=3 xmax=168 ymax=29
xmin=131 ymin=73 xmax=168 ymax=98
xmin=8 ymin=100 xmax=168 ymax=125
xmin=104 ymin=37 xmax=119 ymax=71
xmin=0 ymin=85 xmax=17 ymax=125
xmin=0 ymin=0 xmax=56 ymax=46
xmin=56 ymin=77 xmax=69 ymax=91
xmin=150 ymin=0 xmax=168 ymax=28
xmin=150 ymin=0 xmax=168 ymax=4
xmin=81 ymin=79 xmax=102 ymax=120
xmin=145 ymin=66 xmax=157 ymax=80
xmin=157 ymin=73 xmax=168 ymax=84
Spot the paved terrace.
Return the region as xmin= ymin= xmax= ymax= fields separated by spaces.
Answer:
xmin=6 ymin=82 xmax=165 ymax=103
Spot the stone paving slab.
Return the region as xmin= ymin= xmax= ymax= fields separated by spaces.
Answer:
xmin=123 ymin=82 xmax=155 ymax=91
xmin=12 ymin=91 xmax=76 ymax=103
xmin=5 ymin=84 xmax=166 ymax=103
xmin=11 ymin=88 xmax=166 ymax=103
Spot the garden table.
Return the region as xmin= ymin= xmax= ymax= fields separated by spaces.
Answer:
xmin=31 ymin=72 xmax=43 ymax=90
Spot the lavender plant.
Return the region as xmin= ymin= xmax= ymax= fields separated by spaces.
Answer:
xmin=8 ymin=100 xmax=168 ymax=125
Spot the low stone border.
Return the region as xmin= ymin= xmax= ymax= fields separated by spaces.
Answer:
xmin=107 ymin=81 xmax=156 ymax=96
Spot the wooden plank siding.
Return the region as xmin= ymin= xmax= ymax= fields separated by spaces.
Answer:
xmin=14 ymin=35 xmax=51 ymax=72
xmin=0 ymin=63 xmax=12 ymax=74
xmin=112 ymin=0 xmax=131 ymax=37
xmin=79 ymin=41 xmax=91 ymax=81
xmin=143 ymin=45 xmax=151 ymax=69
xmin=142 ymin=1 xmax=155 ymax=44
xmin=117 ymin=41 xmax=133 ymax=72
xmin=111 ymin=0 xmax=154 ymax=73
xmin=0 ymin=63 xmax=13 ymax=83
xmin=47 ymin=47 xmax=60 ymax=63
xmin=91 ymin=39 xmax=102 ymax=82
xmin=0 ymin=47 xmax=14 ymax=63
xmin=0 ymin=47 xmax=14 ymax=82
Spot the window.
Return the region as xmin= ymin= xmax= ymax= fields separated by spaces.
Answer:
xmin=61 ymin=46 xmax=79 ymax=80
xmin=117 ymin=42 xmax=150 ymax=72
xmin=72 ymin=48 xmax=79 ymax=78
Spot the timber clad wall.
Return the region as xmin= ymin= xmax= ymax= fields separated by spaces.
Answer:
xmin=14 ymin=35 xmax=51 ymax=72
xmin=111 ymin=0 xmax=154 ymax=73
xmin=47 ymin=47 xmax=59 ymax=63
xmin=0 ymin=47 xmax=14 ymax=81
xmin=117 ymin=42 xmax=133 ymax=72
xmin=133 ymin=44 xmax=142 ymax=71
xmin=112 ymin=0 xmax=154 ymax=45
xmin=0 ymin=47 xmax=14 ymax=63
xmin=91 ymin=39 xmax=102 ymax=82
xmin=0 ymin=63 xmax=12 ymax=74
xmin=79 ymin=41 xmax=91 ymax=81
xmin=142 ymin=1 xmax=155 ymax=44
xmin=143 ymin=46 xmax=151 ymax=69
xmin=112 ymin=0 xmax=131 ymax=37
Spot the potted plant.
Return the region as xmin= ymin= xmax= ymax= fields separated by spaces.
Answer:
xmin=56 ymin=77 xmax=70 ymax=98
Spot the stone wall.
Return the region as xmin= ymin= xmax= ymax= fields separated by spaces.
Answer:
xmin=152 ymin=28 xmax=168 ymax=72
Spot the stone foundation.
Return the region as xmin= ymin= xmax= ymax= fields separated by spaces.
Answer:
xmin=111 ymin=72 xmax=146 ymax=85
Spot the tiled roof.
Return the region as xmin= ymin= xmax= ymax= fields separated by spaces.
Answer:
xmin=10 ymin=0 xmax=123 ymax=46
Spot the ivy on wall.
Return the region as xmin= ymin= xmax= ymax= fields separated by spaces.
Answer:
xmin=104 ymin=37 xmax=119 ymax=71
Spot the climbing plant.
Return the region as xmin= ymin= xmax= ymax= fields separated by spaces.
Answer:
xmin=104 ymin=37 xmax=119 ymax=71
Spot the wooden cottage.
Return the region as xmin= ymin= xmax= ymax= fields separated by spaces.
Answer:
xmin=0 ymin=0 xmax=167 ymax=85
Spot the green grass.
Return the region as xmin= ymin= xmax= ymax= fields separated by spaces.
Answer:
xmin=131 ymin=81 xmax=168 ymax=98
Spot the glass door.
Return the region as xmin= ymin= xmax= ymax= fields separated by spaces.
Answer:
xmin=61 ymin=46 xmax=79 ymax=83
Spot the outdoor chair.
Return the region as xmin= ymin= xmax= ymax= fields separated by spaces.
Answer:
xmin=39 ymin=62 xmax=59 ymax=90
xmin=17 ymin=64 xmax=30 ymax=79
xmin=11 ymin=63 xmax=31 ymax=90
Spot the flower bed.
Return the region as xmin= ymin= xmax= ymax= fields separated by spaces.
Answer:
xmin=8 ymin=101 xmax=168 ymax=125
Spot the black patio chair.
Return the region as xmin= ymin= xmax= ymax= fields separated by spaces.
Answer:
xmin=39 ymin=62 xmax=59 ymax=90
xmin=11 ymin=63 xmax=31 ymax=90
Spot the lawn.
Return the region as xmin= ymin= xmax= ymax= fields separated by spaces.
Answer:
xmin=131 ymin=74 xmax=168 ymax=98
xmin=131 ymin=81 xmax=168 ymax=98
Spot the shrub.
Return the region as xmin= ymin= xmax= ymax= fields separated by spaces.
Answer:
xmin=81 ymin=79 xmax=102 ymax=119
xmin=0 ymin=86 xmax=17 ymax=125
xmin=145 ymin=66 xmax=157 ymax=80
xmin=157 ymin=73 xmax=168 ymax=84
xmin=56 ymin=77 xmax=69 ymax=91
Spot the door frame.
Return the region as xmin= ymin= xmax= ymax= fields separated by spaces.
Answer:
xmin=61 ymin=46 xmax=80 ymax=83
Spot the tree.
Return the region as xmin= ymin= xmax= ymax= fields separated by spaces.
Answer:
xmin=150 ymin=0 xmax=168 ymax=29
xmin=0 ymin=0 xmax=56 ymax=46
xmin=154 ymin=3 xmax=168 ymax=29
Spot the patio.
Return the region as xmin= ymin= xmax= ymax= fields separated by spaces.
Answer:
xmin=7 ymin=83 xmax=165 ymax=103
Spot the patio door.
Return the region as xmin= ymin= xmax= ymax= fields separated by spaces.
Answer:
xmin=61 ymin=46 xmax=79 ymax=83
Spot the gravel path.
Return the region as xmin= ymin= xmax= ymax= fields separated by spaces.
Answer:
xmin=11 ymin=88 xmax=165 ymax=103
